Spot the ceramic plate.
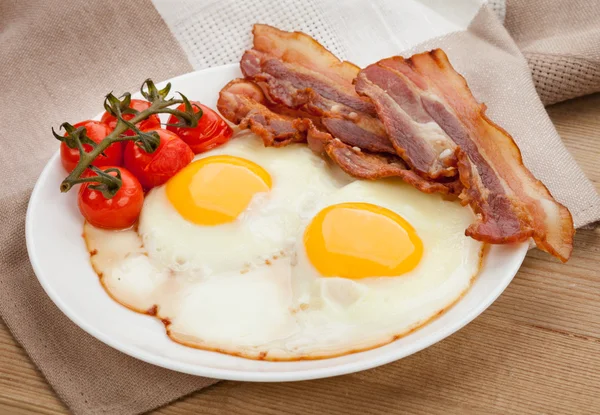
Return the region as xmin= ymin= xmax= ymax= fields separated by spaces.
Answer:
xmin=26 ymin=65 xmax=528 ymax=381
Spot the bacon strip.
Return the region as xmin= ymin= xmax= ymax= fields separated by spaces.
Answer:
xmin=305 ymin=92 xmax=394 ymax=153
xmin=242 ymin=50 xmax=376 ymax=114
xmin=241 ymin=24 xmax=392 ymax=154
xmin=218 ymin=79 xmax=457 ymax=195
xmin=217 ymin=79 xmax=310 ymax=147
xmin=356 ymin=50 xmax=573 ymax=261
xmin=307 ymin=127 xmax=457 ymax=194
xmin=356 ymin=64 xmax=457 ymax=179
xmin=250 ymin=24 xmax=360 ymax=87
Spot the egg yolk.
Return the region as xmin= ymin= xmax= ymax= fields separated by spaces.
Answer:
xmin=304 ymin=203 xmax=423 ymax=279
xmin=166 ymin=155 xmax=272 ymax=225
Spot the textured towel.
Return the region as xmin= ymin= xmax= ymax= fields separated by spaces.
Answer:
xmin=505 ymin=0 xmax=600 ymax=105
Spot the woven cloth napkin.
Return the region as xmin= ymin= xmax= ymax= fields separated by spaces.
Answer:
xmin=1 ymin=1 xmax=599 ymax=414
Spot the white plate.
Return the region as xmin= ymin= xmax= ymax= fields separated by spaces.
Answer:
xmin=26 ymin=65 xmax=528 ymax=382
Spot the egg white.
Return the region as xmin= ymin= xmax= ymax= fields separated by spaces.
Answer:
xmin=84 ymin=140 xmax=483 ymax=360
xmin=284 ymin=179 xmax=484 ymax=357
xmin=138 ymin=133 xmax=348 ymax=276
xmin=85 ymin=224 xmax=299 ymax=351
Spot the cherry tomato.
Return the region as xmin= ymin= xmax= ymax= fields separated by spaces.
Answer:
xmin=78 ymin=167 xmax=144 ymax=230
xmin=167 ymin=102 xmax=233 ymax=154
xmin=60 ymin=120 xmax=122 ymax=173
xmin=101 ymin=99 xmax=161 ymax=136
xmin=123 ymin=128 xmax=194 ymax=189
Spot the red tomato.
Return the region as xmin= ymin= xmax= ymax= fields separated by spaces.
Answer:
xmin=101 ymin=99 xmax=161 ymax=136
xmin=123 ymin=128 xmax=194 ymax=189
xmin=78 ymin=167 xmax=144 ymax=230
xmin=167 ymin=102 xmax=233 ymax=154
xmin=60 ymin=120 xmax=122 ymax=173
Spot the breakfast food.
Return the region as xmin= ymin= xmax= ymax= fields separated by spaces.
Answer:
xmin=355 ymin=52 xmax=573 ymax=260
xmin=84 ymin=133 xmax=483 ymax=359
xmin=166 ymin=102 xmax=234 ymax=153
xmin=239 ymin=24 xmax=391 ymax=153
xmin=138 ymin=136 xmax=346 ymax=277
xmin=100 ymin=98 xmax=161 ymax=136
xmin=55 ymin=80 xmax=210 ymax=228
xmin=123 ymin=128 xmax=194 ymax=190
xmin=78 ymin=166 xmax=144 ymax=230
xmin=51 ymin=24 xmax=575 ymax=361
xmin=60 ymin=120 xmax=121 ymax=172
xmin=217 ymin=24 xmax=574 ymax=262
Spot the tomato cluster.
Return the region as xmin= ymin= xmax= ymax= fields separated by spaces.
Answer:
xmin=61 ymin=99 xmax=233 ymax=229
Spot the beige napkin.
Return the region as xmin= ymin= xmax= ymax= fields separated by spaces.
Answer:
xmin=506 ymin=0 xmax=600 ymax=105
xmin=1 ymin=1 xmax=599 ymax=414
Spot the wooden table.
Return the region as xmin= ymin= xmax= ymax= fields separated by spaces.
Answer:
xmin=1 ymin=95 xmax=599 ymax=414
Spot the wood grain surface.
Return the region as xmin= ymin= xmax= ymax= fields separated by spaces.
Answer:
xmin=1 ymin=94 xmax=599 ymax=414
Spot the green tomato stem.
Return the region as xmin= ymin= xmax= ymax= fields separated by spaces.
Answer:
xmin=59 ymin=97 xmax=184 ymax=194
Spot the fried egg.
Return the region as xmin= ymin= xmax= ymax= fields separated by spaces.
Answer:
xmin=284 ymin=179 xmax=483 ymax=356
xmin=84 ymin=133 xmax=484 ymax=360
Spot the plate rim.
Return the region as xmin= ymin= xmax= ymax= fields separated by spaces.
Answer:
xmin=26 ymin=65 xmax=529 ymax=382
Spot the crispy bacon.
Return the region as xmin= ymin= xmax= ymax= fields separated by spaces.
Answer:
xmin=250 ymin=24 xmax=360 ymax=86
xmin=242 ymin=50 xmax=376 ymax=114
xmin=356 ymin=64 xmax=457 ymax=179
xmin=307 ymin=127 xmax=458 ymax=194
xmin=217 ymin=79 xmax=310 ymax=147
xmin=320 ymin=117 xmax=393 ymax=154
xmin=218 ymin=81 xmax=453 ymax=193
xmin=305 ymin=92 xmax=394 ymax=154
xmin=240 ymin=24 xmax=392 ymax=154
xmin=356 ymin=49 xmax=573 ymax=260
xmin=219 ymin=26 xmax=573 ymax=260
xmin=227 ymin=25 xmax=456 ymax=195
